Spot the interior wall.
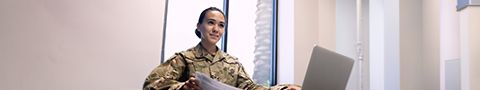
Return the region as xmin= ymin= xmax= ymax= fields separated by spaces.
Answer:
xmin=399 ymin=0 xmax=424 ymax=90
xmin=422 ymin=0 xmax=441 ymax=89
xmin=369 ymin=0 xmax=386 ymax=89
xmin=293 ymin=0 xmax=339 ymax=85
xmin=439 ymin=0 xmax=460 ymax=63
xmin=467 ymin=7 xmax=480 ymax=90
xmin=318 ymin=0 xmax=336 ymax=51
xmin=336 ymin=0 xmax=359 ymax=89
xmin=384 ymin=0 xmax=401 ymax=89
xmin=277 ymin=0 xmax=295 ymax=84
xmin=360 ymin=0 xmax=370 ymax=89
xmin=439 ymin=0 xmax=460 ymax=90
xmin=336 ymin=0 xmax=357 ymax=59
xmin=0 ymin=0 xmax=165 ymax=89
xmin=459 ymin=7 xmax=469 ymax=90
xmin=293 ymin=0 xmax=320 ymax=84
xmin=460 ymin=6 xmax=480 ymax=90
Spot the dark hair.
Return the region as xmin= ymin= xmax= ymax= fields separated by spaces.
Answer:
xmin=195 ymin=7 xmax=226 ymax=38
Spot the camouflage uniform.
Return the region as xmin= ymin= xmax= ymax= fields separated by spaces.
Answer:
xmin=143 ymin=43 xmax=296 ymax=90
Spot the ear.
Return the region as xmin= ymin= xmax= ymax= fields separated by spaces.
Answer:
xmin=196 ymin=23 xmax=201 ymax=30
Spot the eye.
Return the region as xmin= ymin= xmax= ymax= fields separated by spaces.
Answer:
xmin=219 ymin=24 xmax=225 ymax=28
xmin=208 ymin=21 xmax=214 ymax=25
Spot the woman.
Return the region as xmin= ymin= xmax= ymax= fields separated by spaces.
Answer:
xmin=143 ymin=7 xmax=300 ymax=90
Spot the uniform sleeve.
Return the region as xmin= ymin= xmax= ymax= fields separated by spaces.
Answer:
xmin=143 ymin=54 xmax=188 ymax=90
xmin=235 ymin=63 xmax=269 ymax=90
xmin=236 ymin=63 xmax=301 ymax=90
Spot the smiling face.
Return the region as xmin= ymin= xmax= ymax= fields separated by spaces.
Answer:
xmin=197 ymin=10 xmax=225 ymax=46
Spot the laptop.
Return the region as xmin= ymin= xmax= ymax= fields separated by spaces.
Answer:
xmin=302 ymin=45 xmax=355 ymax=90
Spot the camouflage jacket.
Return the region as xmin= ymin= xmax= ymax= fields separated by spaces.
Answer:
xmin=143 ymin=43 xmax=294 ymax=90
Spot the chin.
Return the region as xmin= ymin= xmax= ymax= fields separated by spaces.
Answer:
xmin=208 ymin=40 xmax=219 ymax=44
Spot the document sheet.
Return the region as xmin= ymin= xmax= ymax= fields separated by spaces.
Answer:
xmin=195 ymin=72 xmax=241 ymax=90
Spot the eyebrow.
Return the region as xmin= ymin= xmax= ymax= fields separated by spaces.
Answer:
xmin=207 ymin=19 xmax=225 ymax=24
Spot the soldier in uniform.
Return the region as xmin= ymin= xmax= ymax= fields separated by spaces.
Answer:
xmin=143 ymin=7 xmax=301 ymax=90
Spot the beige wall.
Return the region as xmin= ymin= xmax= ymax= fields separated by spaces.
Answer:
xmin=466 ymin=7 xmax=480 ymax=90
xmin=422 ymin=0 xmax=441 ymax=89
xmin=293 ymin=0 xmax=337 ymax=85
xmin=294 ymin=0 xmax=471 ymax=90
xmin=460 ymin=6 xmax=480 ymax=90
xmin=0 ymin=0 xmax=165 ymax=89
xmin=398 ymin=0 xmax=443 ymax=89
xmin=293 ymin=0 xmax=320 ymax=84
xmin=318 ymin=0 xmax=337 ymax=50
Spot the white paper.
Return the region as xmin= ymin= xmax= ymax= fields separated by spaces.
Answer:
xmin=195 ymin=72 xmax=241 ymax=90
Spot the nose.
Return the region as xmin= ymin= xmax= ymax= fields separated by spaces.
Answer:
xmin=212 ymin=25 xmax=219 ymax=33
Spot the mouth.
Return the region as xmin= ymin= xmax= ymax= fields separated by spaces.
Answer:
xmin=210 ymin=34 xmax=220 ymax=39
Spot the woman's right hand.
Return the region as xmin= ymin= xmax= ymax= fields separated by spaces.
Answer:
xmin=182 ymin=76 xmax=202 ymax=90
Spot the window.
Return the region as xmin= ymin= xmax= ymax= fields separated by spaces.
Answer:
xmin=161 ymin=0 xmax=225 ymax=62
xmin=227 ymin=0 xmax=278 ymax=86
xmin=161 ymin=0 xmax=278 ymax=86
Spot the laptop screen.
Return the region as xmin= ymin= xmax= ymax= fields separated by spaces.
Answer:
xmin=302 ymin=46 xmax=354 ymax=90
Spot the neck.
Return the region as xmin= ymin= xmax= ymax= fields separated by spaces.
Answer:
xmin=200 ymin=41 xmax=217 ymax=55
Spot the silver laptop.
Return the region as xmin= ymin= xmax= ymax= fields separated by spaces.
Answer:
xmin=302 ymin=46 xmax=354 ymax=90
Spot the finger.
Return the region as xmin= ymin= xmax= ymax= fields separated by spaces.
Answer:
xmin=287 ymin=86 xmax=301 ymax=90
xmin=184 ymin=80 xmax=195 ymax=89
xmin=285 ymin=87 xmax=291 ymax=90
xmin=183 ymin=83 xmax=190 ymax=89
xmin=188 ymin=78 xmax=201 ymax=90
xmin=185 ymin=80 xmax=191 ymax=86
xmin=287 ymin=88 xmax=296 ymax=90
xmin=189 ymin=77 xmax=196 ymax=81
xmin=285 ymin=87 xmax=293 ymax=90
xmin=191 ymin=84 xmax=202 ymax=90
xmin=190 ymin=77 xmax=199 ymax=85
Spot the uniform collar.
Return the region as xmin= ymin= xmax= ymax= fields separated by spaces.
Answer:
xmin=194 ymin=43 xmax=225 ymax=62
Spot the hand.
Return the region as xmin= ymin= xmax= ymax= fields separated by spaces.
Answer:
xmin=183 ymin=76 xmax=202 ymax=90
xmin=284 ymin=85 xmax=301 ymax=90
